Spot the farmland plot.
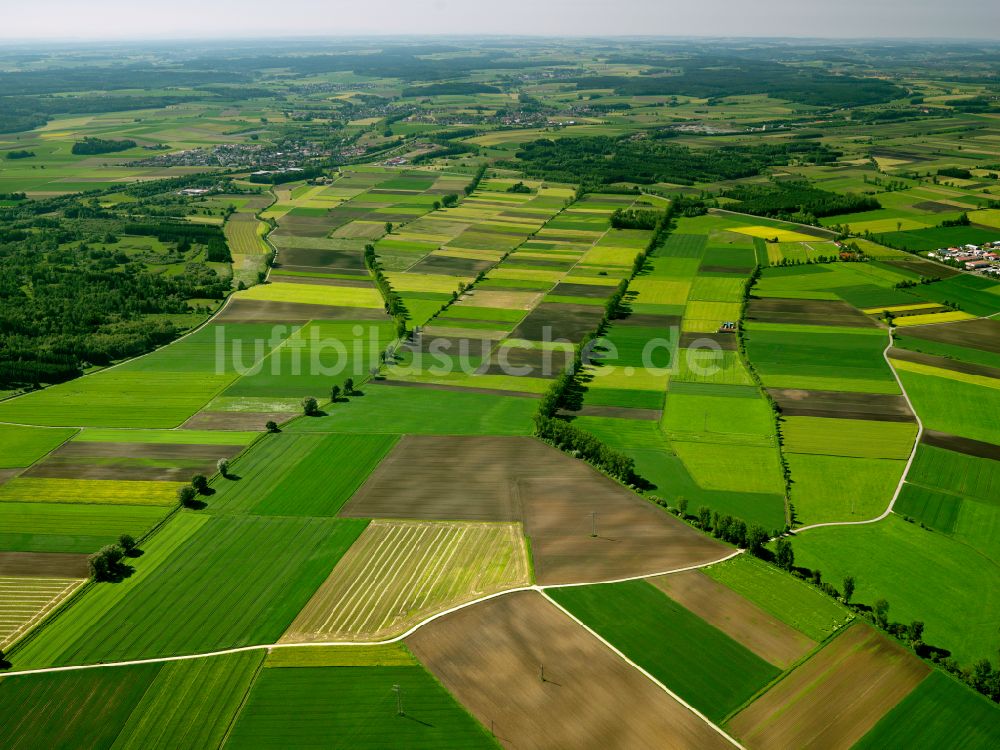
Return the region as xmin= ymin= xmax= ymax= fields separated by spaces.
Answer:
xmin=0 ymin=576 xmax=85 ymax=650
xmin=727 ymin=623 xmax=929 ymax=749
xmin=282 ymin=520 xmax=529 ymax=641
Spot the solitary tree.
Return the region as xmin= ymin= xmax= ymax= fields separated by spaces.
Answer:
xmin=217 ymin=458 xmax=230 ymax=478
xmin=330 ymin=384 xmax=341 ymax=403
xmin=302 ymin=396 xmax=319 ymax=416
xmin=265 ymin=420 xmax=280 ymax=433
xmin=178 ymin=486 xmax=197 ymax=508
xmin=191 ymin=474 xmax=209 ymax=495
xmin=745 ymin=524 xmax=769 ymax=556
xmin=775 ymin=538 xmax=795 ymax=571
xmin=697 ymin=506 xmax=712 ymax=531
xmin=677 ymin=496 xmax=688 ymax=518
xmin=118 ymin=534 xmax=137 ymax=555
xmin=384 ymin=221 xmax=393 ymax=235
xmin=344 ymin=378 xmax=355 ymax=396
xmin=874 ymin=598 xmax=890 ymax=629
xmin=909 ymin=620 xmax=924 ymax=645
xmin=842 ymin=575 xmax=856 ymax=604
xmin=89 ymin=544 xmax=126 ymax=582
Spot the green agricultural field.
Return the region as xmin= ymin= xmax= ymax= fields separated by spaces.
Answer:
xmin=0 ymin=371 xmax=235 ymax=428
xmin=11 ymin=514 xmax=367 ymax=667
xmin=573 ymin=416 xmax=787 ymax=529
xmin=745 ymin=324 xmax=898 ymax=394
xmin=0 ymin=477 xmax=182 ymax=506
xmin=897 ymin=369 xmax=1000 ymax=445
xmin=112 ymin=651 xmax=265 ymax=750
xmin=225 ymin=665 xmax=497 ymax=749
xmin=286 ymin=384 xmax=536 ymax=435
xmin=792 ymin=515 xmax=1000 ymax=664
xmin=0 ymin=502 xmax=169 ymax=554
xmin=673 ymin=441 xmax=785 ymax=495
xmin=787 ymin=454 xmax=905 ymax=525
xmin=0 ymin=425 xmax=76 ymax=468
xmin=223 ymin=320 xmax=397 ymax=399
xmin=208 ymin=433 xmax=397 ymax=516
xmin=548 ymin=581 xmax=779 ymax=722
xmin=72 ymin=428 xmax=258 ymax=445
xmin=854 ymin=671 xmax=1000 ymax=750
xmin=0 ymin=663 xmax=161 ymax=750
xmin=704 ymin=555 xmax=852 ymax=641
xmin=265 ymin=643 xmax=416 ymax=668
xmin=781 ymin=417 xmax=917 ymax=459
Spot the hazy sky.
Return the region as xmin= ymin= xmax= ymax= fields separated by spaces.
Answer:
xmin=4 ymin=0 xmax=999 ymax=41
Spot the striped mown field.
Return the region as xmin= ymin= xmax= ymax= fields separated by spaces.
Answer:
xmin=0 ymin=576 xmax=85 ymax=649
xmin=282 ymin=520 xmax=530 ymax=642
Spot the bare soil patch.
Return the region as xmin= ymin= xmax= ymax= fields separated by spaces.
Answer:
xmin=888 ymin=347 xmax=1000 ymax=379
xmin=181 ymin=411 xmax=292 ymax=430
xmin=511 ymin=303 xmax=607 ymax=342
xmin=216 ymin=299 xmax=388 ymax=323
xmin=650 ymin=570 xmax=815 ymax=669
xmin=273 ymin=246 xmax=366 ymax=271
xmin=0 ymin=551 xmax=89 ymax=577
xmin=727 ymin=623 xmax=929 ymax=750
xmin=768 ymin=388 xmax=914 ymax=422
xmin=271 ymin=274 xmax=373 ymax=288
xmin=747 ymin=298 xmax=879 ymax=327
xmin=376 ymin=379 xmax=541 ymax=399
xmin=921 ymin=430 xmax=1000 ymax=460
xmin=459 ymin=289 xmax=542 ymax=310
xmin=551 ymin=282 xmax=616 ymax=299
xmin=898 ymin=318 xmax=1000 ymax=355
xmin=561 ymin=405 xmax=662 ymax=421
xmin=680 ymin=331 xmax=738 ymax=350
xmin=23 ymin=441 xmax=244 ymax=481
xmin=878 ymin=256 xmax=962 ymax=279
xmin=912 ymin=200 xmax=961 ymax=213
xmin=407 ymin=590 xmax=734 ymax=750
xmin=409 ymin=255 xmax=495 ymax=276
xmin=342 ymin=436 xmax=724 ymax=584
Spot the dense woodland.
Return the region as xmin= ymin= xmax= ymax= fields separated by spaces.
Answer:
xmin=512 ymin=136 xmax=841 ymax=186
xmin=722 ymin=181 xmax=882 ymax=221
xmin=0 ymin=186 xmax=232 ymax=388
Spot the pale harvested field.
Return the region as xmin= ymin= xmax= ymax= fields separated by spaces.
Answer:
xmin=458 ymin=289 xmax=543 ymax=310
xmin=407 ymin=590 xmax=734 ymax=750
xmin=0 ymin=576 xmax=86 ymax=649
xmin=650 ymin=570 xmax=816 ymax=669
xmin=341 ymin=436 xmax=726 ymax=585
xmin=727 ymin=622 xmax=929 ymax=750
xmin=281 ymin=520 xmax=529 ymax=642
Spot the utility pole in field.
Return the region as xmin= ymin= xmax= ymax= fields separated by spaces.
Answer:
xmin=393 ymin=684 xmax=403 ymax=716
xmin=591 ymin=512 xmax=598 ymax=538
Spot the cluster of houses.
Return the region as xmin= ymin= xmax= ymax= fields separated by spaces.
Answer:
xmin=928 ymin=242 xmax=1000 ymax=276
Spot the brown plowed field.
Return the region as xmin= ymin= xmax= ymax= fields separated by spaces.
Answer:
xmin=406 ymin=590 xmax=735 ymax=750
xmin=342 ymin=436 xmax=726 ymax=584
xmin=747 ymin=299 xmax=878 ymax=328
xmin=216 ymin=298 xmax=388 ymax=323
xmin=768 ymin=388 xmax=914 ymax=422
xmin=181 ymin=411 xmax=293 ymax=430
xmin=888 ymin=347 xmax=1000 ymax=380
xmin=897 ymin=318 xmax=1000 ymax=354
xmin=649 ymin=570 xmax=815 ymax=669
xmin=0 ymin=551 xmax=89 ymax=577
xmin=921 ymin=429 xmax=1000 ymax=460
xmin=727 ymin=622 xmax=929 ymax=750
xmin=511 ymin=302 xmax=607 ymax=342
xmin=23 ymin=441 xmax=244 ymax=481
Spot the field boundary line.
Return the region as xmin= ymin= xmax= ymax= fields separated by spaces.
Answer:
xmin=540 ymin=589 xmax=746 ymax=749
xmin=0 ymin=550 xmax=743 ymax=678
xmin=792 ymin=327 xmax=924 ymax=534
